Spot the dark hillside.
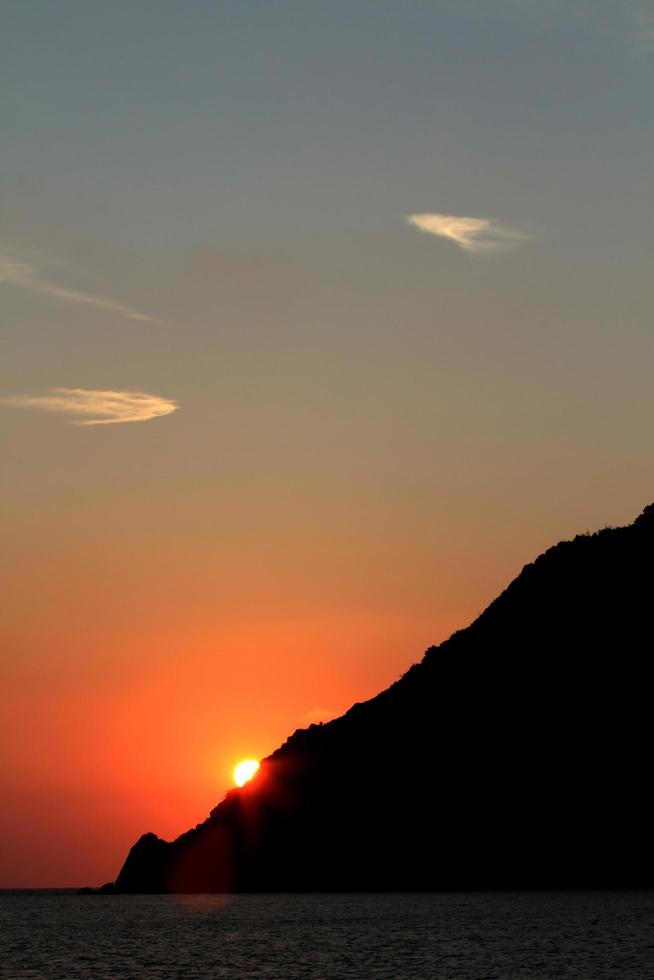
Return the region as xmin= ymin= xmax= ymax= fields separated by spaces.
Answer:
xmin=112 ymin=504 xmax=654 ymax=892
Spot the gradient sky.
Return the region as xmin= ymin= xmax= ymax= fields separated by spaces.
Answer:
xmin=2 ymin=0 xmax=653 ymax=886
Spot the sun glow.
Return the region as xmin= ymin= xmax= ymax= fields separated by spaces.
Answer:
xmin=233 ymin=759 xmax=260 ymax=787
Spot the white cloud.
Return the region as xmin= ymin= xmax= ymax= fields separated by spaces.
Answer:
xmin=405 ymin=212 xmax=529 ymax=254
xmin=0 ymin=248 xmax=161 ymax=323
xmin=1 ymin=388 xmax=178 ymax=425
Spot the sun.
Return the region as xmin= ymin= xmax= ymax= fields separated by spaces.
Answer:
xmin=233 ymin=759 xmax=260 ymax=787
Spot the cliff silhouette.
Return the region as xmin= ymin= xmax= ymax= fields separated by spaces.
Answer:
xmin=109 ymin=504 xmax=654 ymax=892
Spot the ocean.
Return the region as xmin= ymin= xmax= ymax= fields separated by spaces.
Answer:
xmin=1 ymin=890 xmax=653 ymax=978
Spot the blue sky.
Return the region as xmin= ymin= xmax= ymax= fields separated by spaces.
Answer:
xmin=3 ymin=0 xmax=653 ymax=249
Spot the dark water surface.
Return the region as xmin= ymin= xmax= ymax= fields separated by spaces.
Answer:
xmin=1 ymin=890 xmax=653 ymax=979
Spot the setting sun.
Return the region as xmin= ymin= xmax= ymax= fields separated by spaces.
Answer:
xmin=233 ymin=759 xmax=260 ymax=787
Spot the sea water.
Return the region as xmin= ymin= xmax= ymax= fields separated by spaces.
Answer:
xmin=1 ymin=890 xmax=653 ymax=979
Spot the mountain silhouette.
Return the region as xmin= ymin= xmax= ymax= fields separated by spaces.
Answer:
xmin=109 ymin=504 xmax=654 ymax=892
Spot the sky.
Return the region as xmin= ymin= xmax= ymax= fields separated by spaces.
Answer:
xmin=1 ymin=0 xmax=653 ymax=887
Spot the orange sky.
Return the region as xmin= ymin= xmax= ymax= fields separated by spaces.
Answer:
xmin=1 ymin=605 xmax=448 ymax=886
xmin=1 ymin=489 xmax=640 ymax=886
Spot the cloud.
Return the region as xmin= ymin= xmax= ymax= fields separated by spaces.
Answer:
xmin=405 ymin=212 xmax=529 ymax=254
xmin=302 ymin=707 xmax=338 ymax=726
xmin=1 ymin=388 xmax=178 ymax=425
xmin=0 ymin=248 xmax=161 ymax=323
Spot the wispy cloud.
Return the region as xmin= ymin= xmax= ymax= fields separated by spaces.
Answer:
xmin=302 ymin=707 xmax=337 ymax=726
xmin=1 ymin=388 xmax=178 ymax=425
xmin=0 ymin=248 xmax=161 ymax=323
xmin=405 ymin=212 xmax=529 ymax=254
